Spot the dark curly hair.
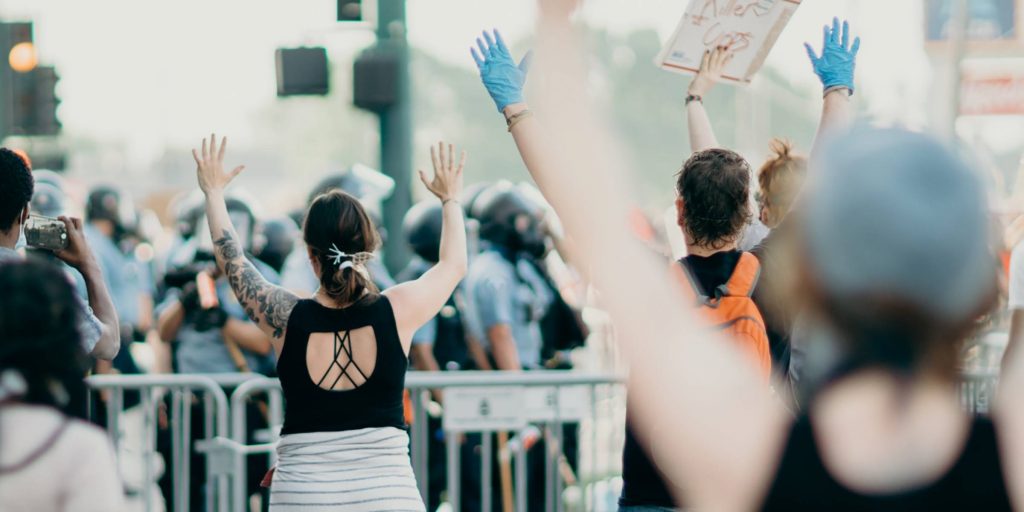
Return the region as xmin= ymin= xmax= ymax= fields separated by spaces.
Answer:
xmin=0 ymin=257 xmax=88 ymax=412
xmin=0 ymin=148 xmax=34 ymax=232
xmin=675 ymin=148 xmax=753 ymax=250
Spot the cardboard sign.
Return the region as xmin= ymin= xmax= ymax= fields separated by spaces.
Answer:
xmin=657 ymin=0 xmax=803 ymax=84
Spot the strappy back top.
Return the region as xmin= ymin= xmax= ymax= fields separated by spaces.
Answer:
xmin=761 ymin=415 xmax=1013 ymax=511
xmin=278 ymin=296 xmax=408 ymax=435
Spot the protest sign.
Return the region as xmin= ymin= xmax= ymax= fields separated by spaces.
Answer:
xmin=657 ymin=0 xmax=802 ymax=84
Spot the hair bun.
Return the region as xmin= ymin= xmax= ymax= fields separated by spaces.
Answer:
xmin=768 ymin=138 xmax=793 ymax=160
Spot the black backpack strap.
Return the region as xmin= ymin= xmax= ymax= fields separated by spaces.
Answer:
xmin=677 ymin=259 xmax=713 ymax=307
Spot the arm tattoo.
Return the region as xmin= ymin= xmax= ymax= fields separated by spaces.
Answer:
xmin=214 ymin=229 xmax=297 ymax=338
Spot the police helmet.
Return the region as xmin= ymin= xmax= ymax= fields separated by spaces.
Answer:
xmin=402 ymin=200 xmax=443 ymax=263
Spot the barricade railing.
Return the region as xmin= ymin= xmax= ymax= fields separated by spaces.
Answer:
xmin=217 ymin=371 xmax=627 ymax=512
xmin=960 ymin=370 xmax=999 ymax=414
xmin=86 ymin=369 xmax=999 ymax=512
xmin=86 ymin=373 xmax=258 ymax=512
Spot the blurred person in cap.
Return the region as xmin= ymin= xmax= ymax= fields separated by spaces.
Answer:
xmin=281 ymin=165 xmax=397 ymax=294
xmin=0 ymin=258 xmax=125 ymax=511
xmin=498 ymin=6 xmax=1019 ymax=510
xmin=0 ymin=148 xmax=120 ymax=361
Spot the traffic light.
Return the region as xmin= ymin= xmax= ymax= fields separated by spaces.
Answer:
xmin=0 ymin=21 xmax=59 ymax=138
xmin=11 ymin=66 xmax=61 ymax=136
xmin=338 ymin=0 xmax=363 ymax=21
xmin=275 ymin=47 xmax=329 ymax=96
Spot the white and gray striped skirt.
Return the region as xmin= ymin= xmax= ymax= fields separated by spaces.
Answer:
xmin=269 ymin=427 xmax=426 ymax=511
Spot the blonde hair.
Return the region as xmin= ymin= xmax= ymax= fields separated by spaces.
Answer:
xmin=757 ymin=139 xmax=807 ymax=227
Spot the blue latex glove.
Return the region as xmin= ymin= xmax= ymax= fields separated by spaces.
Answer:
xmin=804 ymin=18 xmax=860 ymax=94
xmin=471 ymin=29 xmax=532 ymax=113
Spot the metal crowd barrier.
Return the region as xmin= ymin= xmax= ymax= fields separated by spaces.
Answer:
xmin=86 ymin=369 xmax=1000 ymax=512
xmin=960 ymin=370 xmax=999 ymax=414
xmin=86 ymin=373 xmax=260 ymax=512
xmin=216 ymin=371 xmax=627 ymax=512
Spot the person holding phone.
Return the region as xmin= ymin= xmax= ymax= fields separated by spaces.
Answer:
xmin=0 ymin=147 xmax=120 ymax=363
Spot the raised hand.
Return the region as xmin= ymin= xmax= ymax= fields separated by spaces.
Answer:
xmin=471 ymin=29 xmax=532 ymax=113
xmin=804 ymin=17 xmax=860 ymax=93
xmin=192 ymin=134 xmax=245 ymax=196
xmin=419 ymin=141 xmax=466 ymax=203
xmin=688 ymin=45 xmax=734 ymax=97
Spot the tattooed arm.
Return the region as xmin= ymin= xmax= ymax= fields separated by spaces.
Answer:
xmin=193 ymin=134 xmax=299 ymax=354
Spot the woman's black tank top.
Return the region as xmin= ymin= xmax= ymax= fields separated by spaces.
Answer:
xmin=277 ymin=296 xmax=408 ymax=435
xmin=762 ymin=415 xmax=1012 ymax=511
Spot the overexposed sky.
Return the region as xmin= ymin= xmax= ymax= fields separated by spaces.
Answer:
xmin=0 ymin=0 xmax=952 ymax=168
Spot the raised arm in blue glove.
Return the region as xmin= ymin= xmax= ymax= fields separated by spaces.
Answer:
xmin=804 ymin=18 xmax=860 ymax=95
xmin=471 ymin=29 xmax=532 ymax=113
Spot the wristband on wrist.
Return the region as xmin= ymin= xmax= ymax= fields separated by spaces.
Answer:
xmin=823 ymin=85 xmax=852 ymax=98
xmin=505 ymin=109 xmax=533 ymax=132
xmin=442 ymin=198 xmax=461 ymax=207
xmin=685 ymin=94 xmax=703 ymax=105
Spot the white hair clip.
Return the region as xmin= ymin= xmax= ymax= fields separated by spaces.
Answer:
xmin=328 ymin=243 xmax=374 ymax=270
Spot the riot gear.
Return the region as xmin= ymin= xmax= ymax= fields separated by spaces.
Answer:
xmin=402 ymin=200 xmax=443 ymax=263
xmin=471 ymin=181 xmax=549 ymax=259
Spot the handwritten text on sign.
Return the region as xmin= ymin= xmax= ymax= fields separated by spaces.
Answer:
xmin=657 ymin=0 xmax=802 ymax=84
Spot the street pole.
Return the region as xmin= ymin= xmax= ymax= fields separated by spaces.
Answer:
xmin=376 ymin=0 xmax=413 ymax=274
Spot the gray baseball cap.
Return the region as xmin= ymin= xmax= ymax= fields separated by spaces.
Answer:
xmin=802 ymin=127 xmax=994 ymax=320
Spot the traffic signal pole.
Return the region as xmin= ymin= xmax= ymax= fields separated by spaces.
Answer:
xmin=376 ymin=0 xmax=413 ymax=273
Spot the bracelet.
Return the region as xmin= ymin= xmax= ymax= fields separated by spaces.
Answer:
xmin=823 ymin=86 xmax=852 ymax=98
xmin=505 ymin=109 xmax=533 ymax=132
xmin=442 ymin=198 xmax=461 ymax=207
xmin=685 ymin=94 xmax=703 ymax=105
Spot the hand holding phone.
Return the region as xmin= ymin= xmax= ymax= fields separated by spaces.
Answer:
xmin=25 ymin=215 xmax=69 ymax=252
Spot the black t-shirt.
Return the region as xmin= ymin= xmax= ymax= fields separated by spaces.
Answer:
xmin=750 ymin=227 xmax=791 ymax=377
xmin=619 ymin=250 xmax=743 ymax=508
xmin=763 ymin=416 xmax=1012 ymax=511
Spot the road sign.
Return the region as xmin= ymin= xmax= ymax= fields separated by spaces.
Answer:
xmin=443 ymin=386 xmax=527 ymax=432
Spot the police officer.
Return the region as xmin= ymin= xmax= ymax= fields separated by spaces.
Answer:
xmin=155 ymin=194 xmax=277 ymax=509
xmin=464 ymin=182 xmax=553 ymax=371
xmin=84 ymin=186 xmax=154 ymax=380
xmin=281 ymin=166 xmax=397 ymax=294
xmin=397 ymin=199 xmax=475 ymax=510
xmin=253 ymin=216 xmax=299 ymax=274
xmin=462 ymin=182 xmax=555 ymax=510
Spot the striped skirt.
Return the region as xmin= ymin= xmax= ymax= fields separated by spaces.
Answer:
xmin=269 ymin=427 xmax=426 ymax=512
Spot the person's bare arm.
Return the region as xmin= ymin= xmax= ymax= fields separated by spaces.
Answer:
xmin=686 ymin=46 xmax=733 ymax=153
xmin=473 ymin=10 xmax=788 ymax=509
xmin=487 ymin=325 xmax=522 ymax=371
xmin=998 ymin=306 xmax=1024 ymax=508
xmin=156 ymin=300 xmax=185 ymax=343
xmin=222 ymin=318 xmax=273 ymax=356
xmin=54 ymin=216 xmax=121 ymax=360
xmin=193 ymin=135 xmax=298 ymax=356
xmin=384 ymin=142 xmax=468 ymax=353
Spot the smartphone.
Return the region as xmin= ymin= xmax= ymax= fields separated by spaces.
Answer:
xmin=25 ymin=215 xmax=68 ymax=252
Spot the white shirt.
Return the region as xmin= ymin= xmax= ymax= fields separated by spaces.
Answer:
xmin=0 ymin=405 xmax=124 ymax=512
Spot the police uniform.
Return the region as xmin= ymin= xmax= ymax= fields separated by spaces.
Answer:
xmin=463 ymin=248 xmax=553 ymax=369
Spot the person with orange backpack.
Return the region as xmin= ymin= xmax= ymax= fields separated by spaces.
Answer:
xmin=619 ymin=147 xmax=772 ymax=510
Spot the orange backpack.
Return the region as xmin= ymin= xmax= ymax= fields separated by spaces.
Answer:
xmin=673 ymin=252 xmax=772 ymax=382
